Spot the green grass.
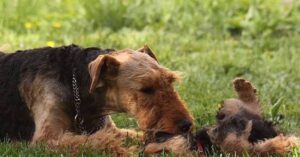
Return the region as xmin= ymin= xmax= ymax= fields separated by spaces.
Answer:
xmin=1 ymin=0 xmax=300 ymax=156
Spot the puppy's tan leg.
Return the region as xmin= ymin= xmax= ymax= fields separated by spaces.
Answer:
xmin=233 ymin=78 xmax=260 ymax=112
xmin=252 ymin=134 xmax=292 ymax=156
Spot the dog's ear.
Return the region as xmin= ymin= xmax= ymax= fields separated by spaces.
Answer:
xmin=88 ymin=55 xmax=120 ymax=93
xmin=137 ymin=45 xmax=158 ymax=61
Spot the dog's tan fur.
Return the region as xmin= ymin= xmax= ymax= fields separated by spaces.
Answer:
xmin=92 ymin=49 xmax=193 ymax=134
xmin=15 ymin=45 xmax=193 ymax=155
xmin=144 ymin=135 xmax=193 ymax=156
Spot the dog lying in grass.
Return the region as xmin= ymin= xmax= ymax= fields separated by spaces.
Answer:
xmin=0 ymin=45 xmax=194 ymax=156
xmin=143 ymin=78 xmax=299 ymax=156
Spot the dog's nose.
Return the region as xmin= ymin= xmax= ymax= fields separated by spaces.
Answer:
xmin=178 ymin=119 xmax=192 ymax=133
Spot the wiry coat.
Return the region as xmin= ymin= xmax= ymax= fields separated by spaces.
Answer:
xmin=0 ymin=45 xmax=114 ymax=141
xmin=0 ymin=44 xmax=194 ymax=155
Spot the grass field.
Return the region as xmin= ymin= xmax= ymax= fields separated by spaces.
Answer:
xmin=1 ymin=0 xmax=300 ymax=156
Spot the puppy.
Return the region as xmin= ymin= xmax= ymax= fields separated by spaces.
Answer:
xmin=196 ymin=78 xmax=299 ymax=156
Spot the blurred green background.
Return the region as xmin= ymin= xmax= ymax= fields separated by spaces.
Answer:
xmin=0 ymin=0 xmax=300 ymax=156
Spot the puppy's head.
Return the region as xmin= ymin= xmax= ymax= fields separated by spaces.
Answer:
xmin=207 ymin=115 xmax=253 ymax=146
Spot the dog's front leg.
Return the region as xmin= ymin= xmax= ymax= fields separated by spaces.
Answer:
xmin=31 ymin=106 xmax=131 ymax=155
xmin=53 ymin=126 xmax=131 ymax=156
xmin=29 ymin=94 xmax=130 ymax=155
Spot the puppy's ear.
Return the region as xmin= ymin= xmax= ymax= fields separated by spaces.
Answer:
xmin=137 ymin=45 xmax=158 ymax=61
xmin=88 ymin=55 xmax=120 ymax=93
xmin=243 ymin=120 xmax=253 ymax=138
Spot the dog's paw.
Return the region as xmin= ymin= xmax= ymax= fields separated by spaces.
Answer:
xmin=233 ymin=78 xmax=257 ymax=103
xmin=119 ymin=128 xmax=143 ymax=141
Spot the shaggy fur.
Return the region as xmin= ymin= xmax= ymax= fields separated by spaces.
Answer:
xmin=144 ymin=78 xmax=299 ymax=156
xmin=0 ymin=44 xmax=193 ymax=155
xmin=196 ymin=78 xmax=300 ymax=156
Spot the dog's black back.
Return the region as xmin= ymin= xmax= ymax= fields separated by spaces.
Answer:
xmin=0 ymin=45 xmax=113 ymax=141
xmin=0 ymin=51 xmax=4 ymax=57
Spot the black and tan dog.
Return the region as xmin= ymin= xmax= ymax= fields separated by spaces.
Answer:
xmin=0 ymin=51 xmax=4 ymax=57
xmin=144 ymin=78 xmax=299 ymax=156
xmin=0 ymin=44 xmax=194 ymax=155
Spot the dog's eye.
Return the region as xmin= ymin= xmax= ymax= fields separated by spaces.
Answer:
xmin=140 ymin=87 xmax=156 ymax=94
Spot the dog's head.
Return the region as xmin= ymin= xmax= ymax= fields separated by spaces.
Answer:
xmin=207 ymin=115 xmax=253 ymax=146
xmin=88 ymin=45 xmax=193 ymax=138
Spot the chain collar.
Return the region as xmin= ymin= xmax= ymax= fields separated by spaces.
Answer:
xmin=72 ymin=68 xmax=107 ymax=134
xmin=72 ymin=68 xmax=86 ymax=134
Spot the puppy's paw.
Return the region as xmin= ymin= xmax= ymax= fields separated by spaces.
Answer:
xmin=271 ymin=134 xmax=292 ymax=155
xmin=233 ymin=78 xmax=257 ymax=103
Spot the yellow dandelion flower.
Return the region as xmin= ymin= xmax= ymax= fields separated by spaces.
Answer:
xmin=24 ymin=22 xmax=33 ymax=29
xmin=52 ymin=22 xmax=62 ymax=29
xmin=217 ymin=103 xmax=223 ymax=109
xmin=47 ymin=41 xmax=55 ymax=47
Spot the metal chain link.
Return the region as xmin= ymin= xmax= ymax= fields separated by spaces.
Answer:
xmin=72 ymin=68 xmax=107 ymax=134
xmin=72 ymin=68 xmax=86 ymax=134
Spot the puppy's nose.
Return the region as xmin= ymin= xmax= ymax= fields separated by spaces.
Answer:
xmin=178 ymin=119 xmax=192 ymax=133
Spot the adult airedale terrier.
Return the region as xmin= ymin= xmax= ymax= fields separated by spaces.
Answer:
xmin=0 ymin=51 xmax=4 ymax=57
xmin=0 ymin=44 xmax=194 ymax=155
xmin=145 ymin=78 xmax=299 ymax=156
